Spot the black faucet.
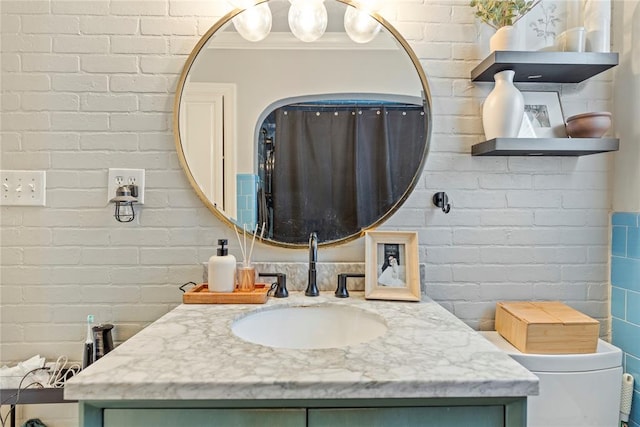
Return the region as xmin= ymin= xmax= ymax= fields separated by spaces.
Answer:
xmin=305 ymin=232 xmax=319 ymax=296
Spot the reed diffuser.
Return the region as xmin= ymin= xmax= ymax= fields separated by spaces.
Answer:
xmin=234 ymin=222 xmax=265 ymax=292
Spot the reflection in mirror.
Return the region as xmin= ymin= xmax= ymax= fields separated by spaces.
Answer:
xmin=175 ymin=0 xmax=432 ymax=247
xmin=257 ymin=97 xmax=426 ymax=243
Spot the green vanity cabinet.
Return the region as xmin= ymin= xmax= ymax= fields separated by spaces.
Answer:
xmin=103 ymin=408 xmax=306 ymax=427
xmin=85 ymin=397 xmax=526 ymax=427
xmin=308 ymin=406 xmax=504 ymax=426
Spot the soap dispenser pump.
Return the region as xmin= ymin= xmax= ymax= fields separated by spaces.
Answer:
xmin=208 ymin=239 xmax=236 ymax=293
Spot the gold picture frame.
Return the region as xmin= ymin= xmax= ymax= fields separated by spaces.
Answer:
xmin=364 ymin=231 xmax=420 ymax=301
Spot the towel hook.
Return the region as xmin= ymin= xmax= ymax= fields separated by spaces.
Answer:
xmin=432 ymin=192 xmax=451 ymax=214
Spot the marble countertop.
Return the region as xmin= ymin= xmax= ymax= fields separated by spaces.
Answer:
xmin=64 ymin=292 xmax=538 ymax=401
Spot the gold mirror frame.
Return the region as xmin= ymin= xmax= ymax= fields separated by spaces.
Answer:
xmin=173 ymin=0 xmax=433 ymax=249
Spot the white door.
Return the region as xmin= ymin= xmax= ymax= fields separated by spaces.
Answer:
xmin=180 ymin=82 xmax=237 ymax=219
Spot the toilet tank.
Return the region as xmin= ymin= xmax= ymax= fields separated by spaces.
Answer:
xmin=481 ymin=331 xmax=623 ymax=427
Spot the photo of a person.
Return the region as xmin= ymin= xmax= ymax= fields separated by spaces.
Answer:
xmin=524 ymin=104 xmax=551 ymax=128
xmin=377 ymin=243 xmax=406 ymax=287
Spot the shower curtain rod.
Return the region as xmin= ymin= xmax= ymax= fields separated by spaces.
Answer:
xmin=283 ymin=103 xmax=424 ymax=110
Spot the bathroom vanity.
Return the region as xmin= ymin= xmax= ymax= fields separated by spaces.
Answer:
xmin=65 ymin=293 xmax=538 ymax=427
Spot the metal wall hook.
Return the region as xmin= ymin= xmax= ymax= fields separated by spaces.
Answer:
xmin=432 ymin=192 xmax=451 ymax=214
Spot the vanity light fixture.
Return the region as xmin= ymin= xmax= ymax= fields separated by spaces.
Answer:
xmin=231 ymin=0 xmax=382 ymax=44
xmin=109 ymin=185 xmax=138 ymax=223
xmin=231 ymin=1 xmax=272 ymax=42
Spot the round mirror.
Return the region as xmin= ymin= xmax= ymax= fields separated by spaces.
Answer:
xmin=174 ymin=0 xmax=432 ymax=248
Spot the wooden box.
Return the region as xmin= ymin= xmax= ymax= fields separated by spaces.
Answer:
xmin=495 ymin=301 xmax=599 ymax=354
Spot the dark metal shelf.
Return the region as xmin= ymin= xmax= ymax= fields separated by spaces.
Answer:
xmin=471 ymin=51 xmax=619 ymax=83
xmin=0 ymin=387 xmax=76 ymax=427
xmin=471 ymin=138 xmax=619 ymax=156
xmin=0 ymin=387 xmax=74 ymax=405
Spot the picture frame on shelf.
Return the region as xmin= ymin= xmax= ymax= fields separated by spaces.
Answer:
xmin=517 ymin=113 xmax=537 ymax=138
xmin=364 ymin=231 xmax=420 ymax=302
xmin=521 ymin=91 xmax=567 ymax=138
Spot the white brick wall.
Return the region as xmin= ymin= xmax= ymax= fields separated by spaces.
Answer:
xmin=0 ymin=1 xmax=617 ymax=425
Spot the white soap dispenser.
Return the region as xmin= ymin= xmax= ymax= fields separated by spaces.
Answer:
xmin=208 ymin=239 xmax=236 ymax=293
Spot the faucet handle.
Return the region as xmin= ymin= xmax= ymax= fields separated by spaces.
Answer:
xmin=309 ymin=232 xmax=318 ymax=263
xmin=259 ymin=273 xmax=288 ymax=298
xmin=335 ymin=273 xmax=365 ymax=298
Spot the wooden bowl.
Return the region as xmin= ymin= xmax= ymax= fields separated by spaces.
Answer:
xmin=565 ymin=112 xmax=611 ymax=138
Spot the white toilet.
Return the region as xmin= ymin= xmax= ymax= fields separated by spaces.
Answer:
xmin=481 ymin=331 xmax=623 ymax=427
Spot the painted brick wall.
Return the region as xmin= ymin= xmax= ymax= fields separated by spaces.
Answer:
xmin=611 ymin=212 xmax=640 ymax=427
xmin=0 ymin=1 xmax=616 ymax=426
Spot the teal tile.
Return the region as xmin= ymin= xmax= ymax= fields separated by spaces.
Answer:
xmin=237 ymin=211 xmax=256 ymax=231
xmin=613 ymin=226 xmax=628 ymax=257
xmin=236 ymin=195 xmax=247 ymax=210
xmin=632 ymin=390 xmax=640 ymax=425
xmin=242 ymin=179 xmax=251 ymax=194
xmin=613 ymin=212 xmax=639 ymax=226
xmin=629 ymin=291 xmax=640 ymax=326
xmin=237 ymin=174 xmax=258 ymax=195
xmin=612 ymin=286 xmax=626 ymax=320
xmin=613 ymin=318 xmax=640 ymax=358
xmin=625 ymin=354 xmax=640 ymax=393
xmin=630 ymin=227 xmax=640 ymax=259
xmin=612 ymin=257 xmax=640 ymax=291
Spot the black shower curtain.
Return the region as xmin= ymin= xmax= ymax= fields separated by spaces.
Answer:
xmin=271 ymin=105 xmax=425 ymax=244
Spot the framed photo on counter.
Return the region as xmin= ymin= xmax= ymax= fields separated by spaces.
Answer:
xmin=364 ymin=230 xmax=420 ymax=302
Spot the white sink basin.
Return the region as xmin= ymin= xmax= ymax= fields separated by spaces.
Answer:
xmin=231 ymin=304 xmax=388 ymax=349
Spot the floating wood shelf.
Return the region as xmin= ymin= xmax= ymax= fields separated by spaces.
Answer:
xmin=471 ymin=51 xmax=619 ymax=83
xmin=471 ymin=138 xmax=619 ymax=156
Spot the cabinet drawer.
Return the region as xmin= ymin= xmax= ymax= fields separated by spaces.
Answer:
xmin=104 ymin=408 xmax=306 ymax=427
xmin=308 ymin=406 xmax=504 ymax=427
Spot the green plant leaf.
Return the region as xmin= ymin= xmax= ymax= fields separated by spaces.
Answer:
xmin=470 ymin=0 xmax=541 ymax=29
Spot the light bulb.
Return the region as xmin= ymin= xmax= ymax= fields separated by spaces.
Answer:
xmin=115 ymin=202 xmax=135 ymax=222
xmin=288 ymin=0 xmax=327 ymax=43
xmin=344 ymin=6 xmax=381 ymax=44
xmin=232 ymin=2 xmax=272 ymax=42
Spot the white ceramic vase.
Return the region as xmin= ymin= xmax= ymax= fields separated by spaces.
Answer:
xmin=482 ymin=70 xmax=524 ymax=140
xmin=583 ymin=0 xmax=610 ymax=52
xmin=489 ymin=26 xmax=521 ymax=52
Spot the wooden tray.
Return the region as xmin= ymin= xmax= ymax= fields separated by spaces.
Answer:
xmin=183 ymin=283 xmax=269 ymax=304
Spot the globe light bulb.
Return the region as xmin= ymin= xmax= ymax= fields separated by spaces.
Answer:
xmin=344 ymin=5 xmax=381 ymax=44
xmin=232 ymin=2 xmax=272 ymax=42
xmin=288 ymin=0 xmax=327 ymax=43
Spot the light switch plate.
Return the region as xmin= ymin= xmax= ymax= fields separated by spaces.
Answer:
xmin=107 ymin=168 xmax=145 ymax=204
xmin=0 ymin=170 xmax=46 ymax=206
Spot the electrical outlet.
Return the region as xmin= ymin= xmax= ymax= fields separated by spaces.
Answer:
xmin=0 ymin=170 xmax=46 ymax=206
xmin=107 ymin=168 xmax=145 ymax=204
